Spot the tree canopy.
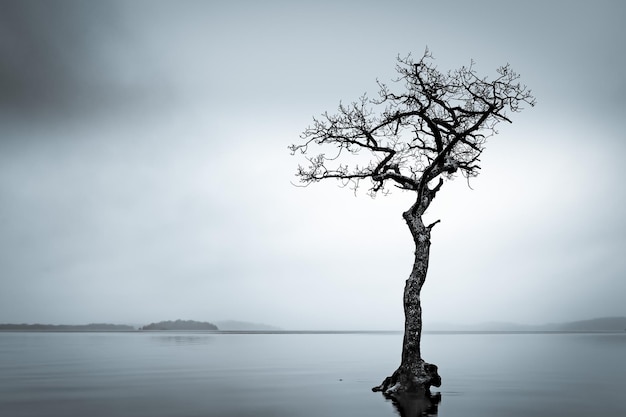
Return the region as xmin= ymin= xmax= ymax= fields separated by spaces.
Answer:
xmin=290 ymin=50 xmax=535 ymax=215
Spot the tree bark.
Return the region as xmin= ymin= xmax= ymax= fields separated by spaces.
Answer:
xmin=373 ymin=209 xmax=441 ymax=396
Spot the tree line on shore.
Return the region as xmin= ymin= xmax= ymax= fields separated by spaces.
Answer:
xmin=0 ymin=319 xmax=219 ymax=331
xmin=140 ymin=319 xmax=218 ymax=331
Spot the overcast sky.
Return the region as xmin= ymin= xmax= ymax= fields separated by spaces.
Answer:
xmin=1 ymin=0 xmax=624 ymax=329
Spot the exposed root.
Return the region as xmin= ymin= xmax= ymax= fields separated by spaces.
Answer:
xmin=372 ymin=360 xmax=441 ymax=398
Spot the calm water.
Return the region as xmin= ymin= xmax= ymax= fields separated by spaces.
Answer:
xmin=0 ymin=331 xmax=624 ymax=417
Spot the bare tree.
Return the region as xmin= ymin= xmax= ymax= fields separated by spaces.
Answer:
xmin=289 ymin=50 xmax=535 ymax=397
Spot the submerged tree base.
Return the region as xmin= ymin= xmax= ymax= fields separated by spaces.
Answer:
xmin=385 ymin=389 xmax=442 ymax=417
xmin=372 ymin=359 xmax=441 ymax=398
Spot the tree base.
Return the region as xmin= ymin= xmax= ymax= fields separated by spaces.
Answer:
xmin=372 ymin=360 xmax=441 ymax=398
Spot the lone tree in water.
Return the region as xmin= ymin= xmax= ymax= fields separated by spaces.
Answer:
xmin=289 ymin=50 xmax=534 ymax=397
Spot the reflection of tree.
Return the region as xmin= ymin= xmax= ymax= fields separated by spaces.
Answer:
xmin=152 ymin=335 xmax=213 ymax=345
xmin=388 ymin=389 xmax=441 ymax=417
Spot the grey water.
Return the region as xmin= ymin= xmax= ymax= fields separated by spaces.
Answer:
xmin=0 ymin=331 xmax=624 ymax=417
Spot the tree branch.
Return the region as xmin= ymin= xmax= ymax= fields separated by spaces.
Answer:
xmin=291 ymin=50 xmax=535 ymax=203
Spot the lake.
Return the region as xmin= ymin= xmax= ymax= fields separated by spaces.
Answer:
xmin=0 ymin=331 xmax=624 ymax=416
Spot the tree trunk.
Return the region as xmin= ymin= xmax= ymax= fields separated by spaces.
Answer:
xmin=373 ymin=209 xmax=441 ymax=397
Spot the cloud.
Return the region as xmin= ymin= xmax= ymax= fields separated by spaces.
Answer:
xmin=0 ymin=0 xmax=624 ymax=328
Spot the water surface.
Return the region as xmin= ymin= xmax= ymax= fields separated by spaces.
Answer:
xmin=1 ymin=331 xmax=624 ymax=416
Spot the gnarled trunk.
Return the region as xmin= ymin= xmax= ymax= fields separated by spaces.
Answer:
xmin=373 ymin=209 xmax=441 ymax=397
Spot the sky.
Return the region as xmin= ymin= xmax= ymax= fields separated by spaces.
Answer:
xmin=1 ymin=0 xmax=624 ymax=330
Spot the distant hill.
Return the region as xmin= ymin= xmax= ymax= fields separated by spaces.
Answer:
xmin=540 ymin=317 xmax=626 ymax=332
xmin=428 ymin=317 xmax=626 ymax=332
xmin=214 ymin=320 xmax=282 ymax=331
xmin=427 ymin=321 xmax=531 ymax=332
xmin=140 ymin=319 xmax=218 ymax=331
xmin=0 ymin=323 xmax=135 ymax=331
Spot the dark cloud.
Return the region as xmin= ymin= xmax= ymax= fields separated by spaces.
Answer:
xmin=0 ymin=1 xmax=175 ymax=120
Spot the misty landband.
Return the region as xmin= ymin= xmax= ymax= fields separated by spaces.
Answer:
xmin=0 ymin=329 xmax=624 ymax=334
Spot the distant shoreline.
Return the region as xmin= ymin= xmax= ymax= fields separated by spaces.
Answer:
xmin=2 ymin=316 xmax=624 ymax=333
xmin=0 ymin=329 xmax=624 ymax=335
xmin=0 ymin=323 xmax=135 ymax=332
